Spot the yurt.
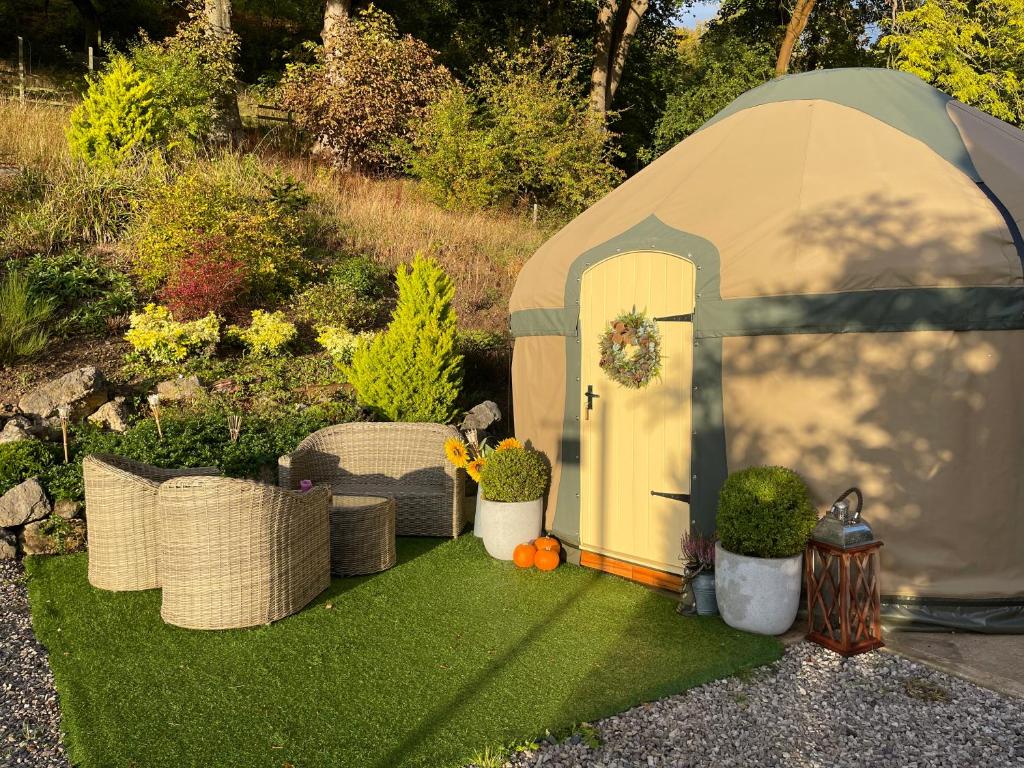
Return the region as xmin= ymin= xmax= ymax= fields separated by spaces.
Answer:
xmin=509 ymin=68 xmax=1024 ymax=631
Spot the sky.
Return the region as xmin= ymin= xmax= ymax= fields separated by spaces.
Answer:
xmin=676 ymin=1 xmax=722 ymax=28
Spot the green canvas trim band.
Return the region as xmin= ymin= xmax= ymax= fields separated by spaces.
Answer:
xmin=510 ymin=308 xmax=575 ymax=337
xmin=699 ymin=68 xmax=980 ymax=182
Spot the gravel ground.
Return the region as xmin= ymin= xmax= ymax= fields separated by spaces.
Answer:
xmin=0 ymin=560 xmax=68 ymax=767
xmin=506 ymin=642 xmax=1024 ymax=768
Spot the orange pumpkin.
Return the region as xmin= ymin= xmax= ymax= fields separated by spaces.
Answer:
xmin=512 ymin=543 xmax=537 ymax=569
xmin=534 ymin=536 xmax=560 ymax=554
xmin=534 ymin=549 xmax=560 ymax=572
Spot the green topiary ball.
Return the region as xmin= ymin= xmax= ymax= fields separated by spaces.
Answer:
xmin=480 ymin=447 xmax=550 ymax=503
xmin=716 ymin=466 xmax=818 ymax=558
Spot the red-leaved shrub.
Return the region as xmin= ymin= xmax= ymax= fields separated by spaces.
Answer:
xmin=159 ymin=236 xmax=247 ymax=320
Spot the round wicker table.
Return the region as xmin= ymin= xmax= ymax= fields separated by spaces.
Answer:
xmin=329 ymin=495 xmax=397 ymax=576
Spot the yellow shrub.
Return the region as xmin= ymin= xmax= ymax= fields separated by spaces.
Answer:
xmin=227 ymin=310 xmax=297 ymax=356
xmin=124 ymin=304 xmax=220 ymax=363
xmin=316 ymin=325 xmax=375 ymax=366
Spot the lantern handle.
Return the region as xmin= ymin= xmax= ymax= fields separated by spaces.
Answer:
xmin=832 ymin=487 xmax=863 ymax=523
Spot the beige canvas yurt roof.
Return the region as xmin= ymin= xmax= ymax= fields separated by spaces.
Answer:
xmin=511 ymin=68 xmax=1024 ymax=334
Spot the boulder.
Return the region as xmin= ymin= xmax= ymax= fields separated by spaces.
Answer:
xmin=0 ymin=529 xmax=16 ymax=560
xmin=156 ymin=375 xmax=205 ymax=402
xmin=54 ymin=499 xmax=82 ymax=520
xmin=88 ymin=397 xmax=131 ymax=432
xmin=0 ymin=416 xmax=33 ymax=444
xmin=460 ymin=401 xmax=502 ymax=432
xmin=20 ymin=518 xmax=86 ymax=556
xmin=0 ymin=478 xmax=51 ymax=528
xmin=18 ymin=367 xmax=108 ymax=421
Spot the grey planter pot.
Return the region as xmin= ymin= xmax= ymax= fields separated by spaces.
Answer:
xmin=692 ymin=571 xmax=719 ymax=616
xmin=715 ymin=542 xmax=802 ymax=635
xmin=476 ymin=497 xmax=543 ymax=560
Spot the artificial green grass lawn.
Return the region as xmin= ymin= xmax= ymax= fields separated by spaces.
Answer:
xmin=26 ymin=536 xmax=781 ymax=768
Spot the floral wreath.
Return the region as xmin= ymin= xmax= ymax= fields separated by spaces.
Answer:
xmin=598 ymin=309 xmax=662 ymax=389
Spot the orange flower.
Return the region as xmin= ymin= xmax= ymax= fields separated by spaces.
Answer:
xmin=496 ymin=437 xmax=523 ymax=452
xmin=444 ymin=438 xmax=469 ymax=468
xmin=466 ymin=458 xmax=486 ymax=482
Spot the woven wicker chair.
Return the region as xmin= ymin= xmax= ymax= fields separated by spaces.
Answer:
xmin=84 ymin=454 xmax=220 ymax=592
xmin=157 ymin=476 xmax=331 ymax=630
xmin=279 ymin=422 xmax=467 ymax=537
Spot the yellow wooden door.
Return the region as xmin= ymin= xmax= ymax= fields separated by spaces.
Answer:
xmin=579 ymin=251 xmax=695 ymax=575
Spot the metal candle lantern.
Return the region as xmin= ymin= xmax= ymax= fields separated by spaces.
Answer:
xmin=805 ymin=487 xmax=884 ymax=656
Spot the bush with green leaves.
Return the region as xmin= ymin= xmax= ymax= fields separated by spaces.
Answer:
xmin=0 ymin=269 xmax=53 ymax=364
xmin=227 ymin=310 xmax=297 ymax=356
xmin=0 ymin=440 xmax=58 ymax=496
xmin=316 ymin=325 xmax=376 ymax=367
xmin=129 ymin=11 xmax=240 ymax=147
xmin=716 ymin=466 xmax=818 ymax=559
xmin=651 ymin=37 xmax=774 ymax=156
xmin=22 ymin=250 xmax=134 ymax=336
xmin=408 ymin=38 xmax=623 ymax=213
xmin=345 ymin=253 xmax=463 ymax=422
xmin=124 ymin=304 xmax=220 ymax=364
xmin=279 ymin=6 xmax=454 ymax=172
xmin=479 ymin=445 xmax=550 ymax=503
xmin=67 ymin=56 xmax=162 ymax=168
xmin=293 ymin=256 xmax=390 ymax=331
xmin=129 ymin=156 xmax=313 ymax=299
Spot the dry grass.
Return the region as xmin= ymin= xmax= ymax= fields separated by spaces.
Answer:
xmin=0 ymin=101 xmax=71 ymax=172
xmin=0 ymin=101 xmax=548 ymax=332
xmin=274 ymin=157 xmax=549 ymax=332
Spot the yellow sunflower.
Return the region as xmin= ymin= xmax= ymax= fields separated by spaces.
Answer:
xmin=496 ymin=437 xmax=523 ymax=452
xmin=444 ymin=438 xmax=469 ymax=468
xmin=466 ymin=458 xmax=486 ymax=482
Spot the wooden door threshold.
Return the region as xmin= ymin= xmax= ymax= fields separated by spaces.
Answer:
xmin=580 ymin=551 xmax=683 ymax=593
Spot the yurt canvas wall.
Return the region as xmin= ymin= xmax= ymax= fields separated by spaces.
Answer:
xmin=509 ymin=68 xmax=1024 ymax=631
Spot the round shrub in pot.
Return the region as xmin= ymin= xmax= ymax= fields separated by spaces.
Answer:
xmin=477 ymin=444 xmax=549 ymax=560
xmin=715 ymin=466 xmax=818 ymax=635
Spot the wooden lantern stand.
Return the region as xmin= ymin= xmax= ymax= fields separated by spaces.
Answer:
xmin=805 ymin=539 xmax=884 ymax=656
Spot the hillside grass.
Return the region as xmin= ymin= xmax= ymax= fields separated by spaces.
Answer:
xmin=27 ymin=536 xmax=782 ymax=768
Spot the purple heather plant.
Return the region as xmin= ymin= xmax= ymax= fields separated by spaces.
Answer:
xmin=681 ymin=531 xmax=716 ymax=574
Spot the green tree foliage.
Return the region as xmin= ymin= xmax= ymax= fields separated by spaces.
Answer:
xmin=345 ymin=253 xmax=463 ymax=422
xmin=409 ymin=38 xmax=624 ymax=213
xmin=0 ymin=269 xmax=54 ymax=364
xmin=66 ymin=56 xmax=161 ymax=167
xmin=130 ymin=10 xmax=241 ymax=147
xmin=279 ymin=7 xmax=454 ymax=173
xmin=652 ymin=33 xmax=775 ymax=155
xmin=880 ymin=0 xmax=1024 ymax=126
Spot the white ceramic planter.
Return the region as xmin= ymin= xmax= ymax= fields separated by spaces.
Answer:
xmin=715 ymin=542 xmax=802 ymax=635
xmin=476 ymin=497 xmax=543 ymax=560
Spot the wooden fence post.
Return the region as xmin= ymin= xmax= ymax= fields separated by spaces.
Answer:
xmin=18 ymin=36 xmax=25 ymax=104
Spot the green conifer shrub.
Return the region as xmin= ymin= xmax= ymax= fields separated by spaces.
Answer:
xmin=345 ymin=253 xmax=463 ymax=422
xmin=67 ymin=57 xmax=162 ymax=168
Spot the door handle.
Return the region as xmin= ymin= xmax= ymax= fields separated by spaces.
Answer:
xmin=584 ymin=385 xmax=599 ymax=420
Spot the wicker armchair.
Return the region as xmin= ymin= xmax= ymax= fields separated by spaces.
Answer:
xmin=83 ymin=454 xmax=220 ymax=592
xmin=279 ymin=422 xmax=467 ymax=537
xmin=157 ymin=476 xmax=331 ymax=630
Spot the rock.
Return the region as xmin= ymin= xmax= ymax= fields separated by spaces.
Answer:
xmin=88 ymin=396 xmax=130 ymax=432
xmin=17 ymin=366 xmax=108 ymax=421
xmin=460 ymin=400 xmax=502 ymax=432
xmin=0 ymin=528 xmax=16 ymax=559
xmin=156 ymin=375 xmax=205 ymax=402
xmin=0 ymin=478 xmax=51 ymax=528
xmin=20 ymin=518 xmax=86 ymax=556
xmin=54 ymin=499 xmax=82 ymax=520
xmin=0 ymin=415 xmax=33 ymax=444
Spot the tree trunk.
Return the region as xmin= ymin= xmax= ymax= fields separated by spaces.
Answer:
xmin=775 ymin=0 xmax=816 ymax=76
xmin=68 ymin=0 xmax=101 ymax=50
xmin=590 ymin=0 xmax=619 ymax=116
xmin=608 ymin=0 xmax=649 ymax=103
xmin=204 ymin=0 xmax=243 ymax=141
xmin=322 ymin=0 xmax=352 ymax=48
